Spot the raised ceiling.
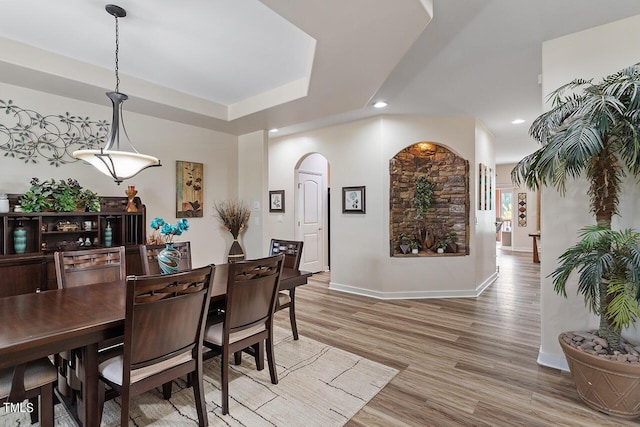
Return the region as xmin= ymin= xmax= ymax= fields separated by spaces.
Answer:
xmin=1 ymin=0 xmax=640 ymax=164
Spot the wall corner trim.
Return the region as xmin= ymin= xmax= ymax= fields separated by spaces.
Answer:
xmin=537 ymin=346 xmax=569 ymax=372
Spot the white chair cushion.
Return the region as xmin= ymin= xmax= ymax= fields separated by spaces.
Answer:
xmin=0 ymin=358 xmax=57 ymax=399
xmin=205 ymin=322 xmax=266 ymax=346
xmin=99 ymin=351 xmax=192 ymax=386
xmin=277 ymin=292 xmax=291 ymax=306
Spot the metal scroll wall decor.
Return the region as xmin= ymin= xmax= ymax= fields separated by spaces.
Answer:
xmin=0 ymin=99 xmax=108 ymax=166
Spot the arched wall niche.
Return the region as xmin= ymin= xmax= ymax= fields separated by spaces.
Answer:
xmin=389 ymin=141 xmax=470 ymax=257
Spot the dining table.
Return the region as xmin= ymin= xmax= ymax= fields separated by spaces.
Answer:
xmin=0 ymin=264 xmax=311 ymax=427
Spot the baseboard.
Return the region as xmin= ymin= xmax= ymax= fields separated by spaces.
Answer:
xmin=511 ymin=246 xmax=533 ymax=253
xmin=537 ymin=346 xmax=569 ymax=372
xmin=329 ymin=272 xmax=499 ymax=300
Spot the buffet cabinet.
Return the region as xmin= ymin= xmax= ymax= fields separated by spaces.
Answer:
xmin=0 ymin=196 xmax=147 ymax=297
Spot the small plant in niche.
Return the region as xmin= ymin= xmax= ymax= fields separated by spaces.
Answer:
xmin=410 ymin=240 xmax=419 ymax=254
xmin=399 ymin=232 xmax=411 ymax=254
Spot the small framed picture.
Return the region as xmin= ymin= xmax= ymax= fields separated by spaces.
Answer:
xmin=269 ymin=190 xmax=285 ymax=213
xmin=342 ymin=186 xmax=366 ymax=214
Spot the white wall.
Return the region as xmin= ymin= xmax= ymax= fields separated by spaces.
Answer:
xmin=268 ymin=115 xmax=497 ymax=298
xmin=0 ymin=81 xmax=239 ymax=268
xmin=238 ymin=130 xmax=268 ymax=259
xmin=538 ymin=14 xmax=640 ymax=370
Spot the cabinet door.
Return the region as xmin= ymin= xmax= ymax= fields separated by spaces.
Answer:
xmin=0 ymin=259 xmax=44 ymax=296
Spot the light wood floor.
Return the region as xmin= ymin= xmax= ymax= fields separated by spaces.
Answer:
xmin=274 ymin=248 xmax=640 ymax=426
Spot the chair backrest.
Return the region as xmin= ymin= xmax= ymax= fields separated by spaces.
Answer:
xmin=124 ymin=265 xmax=214 ymax=372
xmin=268 ymin=239 xmax=303 ymax=270
xmin=139 ymin=242 xmax=192 ymax=275
xmin=54 ymin=246 xmax=127 ymax=289
xmin=224 ymin=255 xmax=284 ymax=335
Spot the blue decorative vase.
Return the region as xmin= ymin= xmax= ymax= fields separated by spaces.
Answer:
xmin=158 ymin=243 xmax=181 ymax=275
xmin=13 ymin=222 xmax=27 ymax=254
xmin=104 ymin=222 xmax=112 ymax=247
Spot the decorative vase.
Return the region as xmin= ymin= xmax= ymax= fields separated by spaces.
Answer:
xmin=437 ymin=247 xmax=444 ymax=254
xmin=228 ymin=235 xmax=245 ymax=261
xmin=13 ymin=221 xmax=27 ymax=254
xmin=125 ymin=185 xmax=138 ymax=213
xmin=158 ymin=243 xmax=181 ymax=274
xmin=104 ymin=222 xmax=112 ymax=247
xmin=0 ymin=194 xmax=9 ymax=213
xmin=411 ymin=248 xmax=419 ymax=254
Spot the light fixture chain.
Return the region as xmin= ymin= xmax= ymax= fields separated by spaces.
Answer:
xmin=114 ymin=14 xmax=120 ymax=93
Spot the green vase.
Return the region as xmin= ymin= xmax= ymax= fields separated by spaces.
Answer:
xmin=13 ymin=222 xmax=27 ymax=254
xmin=104 ymin=222 xmax=112 ymax=247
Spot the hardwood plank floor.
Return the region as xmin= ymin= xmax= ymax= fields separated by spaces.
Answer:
xmin=273 ymin=248 xmax=640 ymax=426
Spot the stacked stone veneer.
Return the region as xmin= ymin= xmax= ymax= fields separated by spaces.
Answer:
xmin=389 ymin=143 xmax=469 ymax=256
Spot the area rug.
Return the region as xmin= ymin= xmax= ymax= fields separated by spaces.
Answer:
xmin=1 ymin=327 xmax=398 ymax=426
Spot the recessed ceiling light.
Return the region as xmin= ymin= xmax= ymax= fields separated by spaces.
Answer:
xmin=373 ymin=101 xmax=388 ymax=108
xmin=511 ymin=119 xmax=525 ymax=124
xmin=269 ymin=128 xmax=278 ymax=133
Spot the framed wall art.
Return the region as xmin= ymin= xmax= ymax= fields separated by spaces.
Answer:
xmin=518 ymin=192 xmax=527 ymax=226
xmin=342 ymin=186 xmax=366 ymax=214
xmin=176 ymin=161 xmax=203 ymax=218
xmin=269 ymin=190 xmax=285 ymax=213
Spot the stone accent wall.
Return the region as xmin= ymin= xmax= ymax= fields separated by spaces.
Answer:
xmin=389 ymin=142 xmax=469 ymax=256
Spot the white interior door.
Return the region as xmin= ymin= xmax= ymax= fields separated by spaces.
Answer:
xmin=298 ymin=172 xmax=323 ymax=272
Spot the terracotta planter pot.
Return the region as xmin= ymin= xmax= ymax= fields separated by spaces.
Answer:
xmin=559 ymin=334 xmax=640 ymax=419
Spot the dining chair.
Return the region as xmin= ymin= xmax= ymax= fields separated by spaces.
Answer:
xmin=54 ymin=246 xmax=127 ymax=289
xmin=139 ymin=241 xmax=192 ymax=275
xmin=98 ymin=265 xmax=215 ymax=427
xmin=53 ymin=246 xmax=127 ymax=399
xmin=203 ymin=254 xmax=284 ymax=415
xmin=0 ymin=358 xmax=57 ymax=427
xmin=269 ymin=239 xmax=304 ymax=340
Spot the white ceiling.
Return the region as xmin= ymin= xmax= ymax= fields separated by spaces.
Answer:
xmin=1 ymin=0 xmax=640 ymax=164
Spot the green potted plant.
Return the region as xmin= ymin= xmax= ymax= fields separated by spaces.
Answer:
xmin=414 ymin=176 xmax=436 ymax=250
xmin=19 ymin=178 xmax=102 ymax=213
xmin=399 ymin=232 xmax=411 ymax=254
xmin=435 ymin=240 xmax=447 ymax=254
xmin=409 ymin=239 xmax=419 ymax=254
xmin=512 ymin=63 xmax=640 ymax=418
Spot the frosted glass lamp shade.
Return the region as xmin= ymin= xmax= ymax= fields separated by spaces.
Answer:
xmin=73 ymin=149 xmax=160 ymax=184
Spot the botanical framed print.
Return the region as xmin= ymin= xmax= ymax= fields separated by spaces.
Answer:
xmin=342 ymin=186 xmax=366 ymax=214
xmin=176 ymin=161 xmax=203 ymax=218
xmin=269 ymin=190 xmax=285 ymax=213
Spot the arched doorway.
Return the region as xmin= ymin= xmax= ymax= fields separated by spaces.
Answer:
xmin=295 ymin=153 xmax=329 ymax=272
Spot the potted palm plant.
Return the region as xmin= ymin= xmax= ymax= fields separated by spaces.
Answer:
xmin=512 ymin=63 xmax=640 ymax=419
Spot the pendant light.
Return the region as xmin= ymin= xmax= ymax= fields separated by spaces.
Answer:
xmin=73 ymin=4 xmax=161 ymax=184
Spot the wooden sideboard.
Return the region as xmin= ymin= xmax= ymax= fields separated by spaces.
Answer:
xmin=0 ymin=196 xmax=147 ymax=297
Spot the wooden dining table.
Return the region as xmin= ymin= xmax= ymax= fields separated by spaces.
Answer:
xmin=0 ymin=265 xmax=311 ymax=427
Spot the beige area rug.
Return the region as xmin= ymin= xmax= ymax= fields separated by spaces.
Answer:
xmin=1 ymin=327 xmax=397 ymax=426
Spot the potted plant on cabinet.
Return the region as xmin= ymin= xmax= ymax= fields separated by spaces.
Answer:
xmin=410 ymin=240 xmax=419 ymax=254
xmin=512 ymin=63 xmax=640 ymax=419
xmin=19 ymin=178 xmax=102 ymax=212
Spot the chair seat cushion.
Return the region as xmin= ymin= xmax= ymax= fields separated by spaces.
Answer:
xmin=205 ymin=322 xmax=266 ymax=346
xmin=277 ymin=292 xmax=290 ymax=307
xmin=99 ymin=351 xmax=192 ymax=386
xmin=0 ymin=358 xmax=57 ymax=399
